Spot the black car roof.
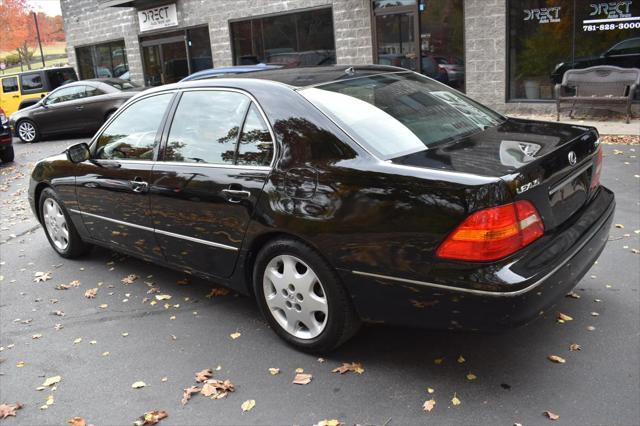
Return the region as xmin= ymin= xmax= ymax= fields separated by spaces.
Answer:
xmin=230 ymin=65 xmax=407 ymax=87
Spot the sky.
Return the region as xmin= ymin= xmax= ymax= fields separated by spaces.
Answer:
xmin=27 ymin=0 xmax=61 ymax=16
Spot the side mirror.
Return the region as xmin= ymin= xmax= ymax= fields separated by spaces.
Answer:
xmin=66 ymin=142 xmax=90 ymax=163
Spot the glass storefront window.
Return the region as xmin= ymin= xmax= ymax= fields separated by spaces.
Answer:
xmin=508 ymin=0 xmax=640 ymax=101
xmin=75 ymin=40 xmax=129 ymax=80
xmin=420 ymin=0 xmax=465 ymax=91
xmin=230 ymin=8 xmax=336 ymax=67
xmin=372 ymin=0 xmax=465 ymax=91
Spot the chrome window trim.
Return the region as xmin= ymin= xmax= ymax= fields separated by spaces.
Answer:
xmin=69 ymin=209 xmax=238 ymax=252
xmin=169 ymin=87 xmax=278 ymax=170
xmin=157 ymin=161 xmax=271 ymax=171
xmin=351 ymin=201 xmax=612 ymax=298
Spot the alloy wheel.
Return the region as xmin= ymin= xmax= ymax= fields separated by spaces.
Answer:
xmin=43 ymin=198 xmax=69 ymax=251
xmin=18 ymin=121 xmax=36 ymax=142
xmin=262 ymin=254 xmax=329 ymax=339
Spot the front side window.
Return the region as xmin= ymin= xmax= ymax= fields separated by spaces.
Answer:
xmin=300 ymin=72 xmax=503 ymax=159
xmin=164 ymin=91 xmax=251 ymax=165
xmin=95 ymin=93 xmax=173 ymax=161
xmin=1 ymin=77 xmax=18 ymax=93
xmin=20 ymin=73 xmax=43 ymax=92
xmin=46 ymin=86 xmax=86 ymax=105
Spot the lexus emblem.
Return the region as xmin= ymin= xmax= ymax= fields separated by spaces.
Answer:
xmin=568 ymin=151 xmax=577 ymax=166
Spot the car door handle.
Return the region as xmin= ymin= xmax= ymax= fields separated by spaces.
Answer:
xmin=130 ymin=178 xmax=149 ymax=193
xmin=222 ymin=188 xmax=250 ymax=203
xmin=75 ymin=106 xmax=84 ymax=111
xmin=12 ymin=95 xmax=19 ymax=98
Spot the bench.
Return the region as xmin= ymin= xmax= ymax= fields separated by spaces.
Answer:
xmin=555 ymin=65 xmax=640 ymax=123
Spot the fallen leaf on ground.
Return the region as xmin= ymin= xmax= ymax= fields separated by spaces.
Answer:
xmin=293 ymin=373 xmax=313 ymax=385
xmin=67 ymin=416 xmax=86 ymax=426
xmin=46 ymin=395 xmax=54 ymax=406
xmin=181 ymin=386 xmax=201 ymax=406
xmin=591 ymin=312 xmax=600 ymax=316
xmin=434 ymin=358 xmax=444 ymax=365
xmin=548 ymin=355 xmax=566 ymax=364
xmin=52 ymin=310 xmax=65 ymax=316
xmin=423 ymin=399 xmax=436 ymax=412
xmin=73 ymin=338 xmax=82 ymax=344
xmin=544 ymin=411 xmax=560 ymax=420
xmin=268 ymin=368 xmax=280 ymax=375
xmin=557 ymin=312 xmax=573 ymax=323
xmin=134 ymin=410 xmax=168 ymax=426
xmin=16 ymin=361 xmax=26 ymax=368
xmin=230 ymin=332 xmax=241 ymax=340
xmin=565 ymin=292 xmax=581 ymax=299
xmin=587 ymin=325 xmax=596 ymax=331
xmin=427 ymin=387 xmax=435 ymax=394
xmin=42 ymin=376 xmax=61 ymax=387
xmin=201 ymin=379 xmax=235 ymax=399
xmin=332 ymin=362 xmax=364 ymax=375
xmin=457 ymin=355 xmax=466 ymax=363
xmin=121 ymin=274 xmax=139 ymax=285
xmin=614 ymin=223 xmax=624 ymax=229
xmin=34 ymin=271 xmax=52 ymax=282
xmin=32 ymin=334 xmax=42 ymax=339
xmin=295 ymin=368 xmax=304 ymax=373
xmin=315 ymin=420 xmax=342 ymax=426
xmin=84 ymin=288 xmax=97 ymax=298
xmin=122 ymin=332 xmax=129 ymax=337
xmin=569 ymin=343 xmax=582 ymax=351
xmin=54 ymin=324 xmax=63 ymax=330
xmin=131 ymin=381 xmax=147 ymax=389
xmin=155 ymin=294 xmax=171 ymax=301
xmin=0 ymin=403 xmax=23 ymax=419
xmin=241 ymin=399 xmax=255 ymax=412
xmin=195 ymin=369 xmax=213 ymax=382
xmin=451 ymin=393 xmax=461 ymax=406
xmin=206 ymin=287 xmax=230 ymax=298
xmin=466 ymin=373 xmax=477 ymax=381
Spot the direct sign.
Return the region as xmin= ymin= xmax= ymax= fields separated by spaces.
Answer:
xmin=138 ymin=3 xmax=178 ymax=32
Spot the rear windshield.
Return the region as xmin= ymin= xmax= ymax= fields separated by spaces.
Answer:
xmin=299 ymin=72 xmax=504 ymax=159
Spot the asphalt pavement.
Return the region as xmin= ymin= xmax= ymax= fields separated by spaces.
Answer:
xmin=0 ymin=136 xmax=639 ymax=426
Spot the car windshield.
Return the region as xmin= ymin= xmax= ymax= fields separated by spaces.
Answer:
xmin=299 ymin=71 xmax=504 ymax=159
xmin=102 ymin=80 xmax=139 ymax=91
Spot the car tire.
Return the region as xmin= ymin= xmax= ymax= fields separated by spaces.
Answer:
xmin=39 ymin=188 xmax=91 ymax=258
xmin=0 ymin=146 xmax=14 ymax=163
xmin=16 ymin=119 xmax=39 ymax=143
xmin=253 ymin=238 xmax=361 ymax=353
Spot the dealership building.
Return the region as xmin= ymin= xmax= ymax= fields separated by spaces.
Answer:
xmin=60 ymin=0 xmax=640 ymax=112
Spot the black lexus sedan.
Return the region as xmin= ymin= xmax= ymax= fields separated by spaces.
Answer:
xmin=28 ymin=66 xmax=615 ymax=352
xmin=10 ymin=78 xmax=140 ymax=143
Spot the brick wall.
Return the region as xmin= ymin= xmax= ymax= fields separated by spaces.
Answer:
xmin=464 ymin=0 xmax=507 ymax=112
xmin=60 ymin=0 xmax=374 ymax=86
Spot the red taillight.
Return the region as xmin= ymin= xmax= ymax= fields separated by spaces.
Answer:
xmin=436 ymin=200 xmax=544 ymax=262
xmin=590 ymin=147 xmax=603 ymax=192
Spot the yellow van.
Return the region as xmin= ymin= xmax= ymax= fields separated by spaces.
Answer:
xmin=0 ymin=67 xmax=78 ymax=116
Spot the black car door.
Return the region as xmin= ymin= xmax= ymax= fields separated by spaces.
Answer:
xmin=74 ymin=92 xmax=175 ymax=261
xmin=150 ymin=89 xmax=275 ymax=278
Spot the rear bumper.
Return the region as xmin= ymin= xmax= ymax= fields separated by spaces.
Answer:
xmin=340 ymin=186 xmax=615 ymax=330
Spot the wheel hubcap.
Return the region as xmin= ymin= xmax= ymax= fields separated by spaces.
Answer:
xmin=18 ymin=122 xmax=35 ymax=142
xmin=43 ymin=198 xmax=69 ymax=251
xmin=263 ymin=255 xmax=328 ymax=339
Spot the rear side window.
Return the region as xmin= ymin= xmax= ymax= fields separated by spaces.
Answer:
xmin=164 ymin=91 xmax=250 ymax=165
xmin=95 ymin=93 xmax=173 ymax=161
xmin=20 ymin=73 xmax=44 ymax=92
xmin=237 ymin=103 xmax=273 ymax=166
xmin=85 ymin=86 xmax=106 ymax=97
xmin=1 ymin=77 xmax=18 ymax=93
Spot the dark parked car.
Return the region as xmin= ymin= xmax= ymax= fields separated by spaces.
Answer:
xmin=0 ymin=107 xmax=13 ymax=163
xmin=28 ymin=66 xmax=614 ymax=352
xmin=551 ymin=37 xmax=640 ymax=84
xmin=10 ymin=79 xmax=141 ymax=143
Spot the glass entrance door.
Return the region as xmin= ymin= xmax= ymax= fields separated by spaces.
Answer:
xmin=142 ymin=45 xmax=162 ymax=86
xmin=142 ymin=37 xmax=189 ymax=86
xmin=373 ymin=2 xmax=420 ymax=73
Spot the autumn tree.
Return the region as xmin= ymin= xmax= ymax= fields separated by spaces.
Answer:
xmin=0 ymin=0 xmax=65 ymax=69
